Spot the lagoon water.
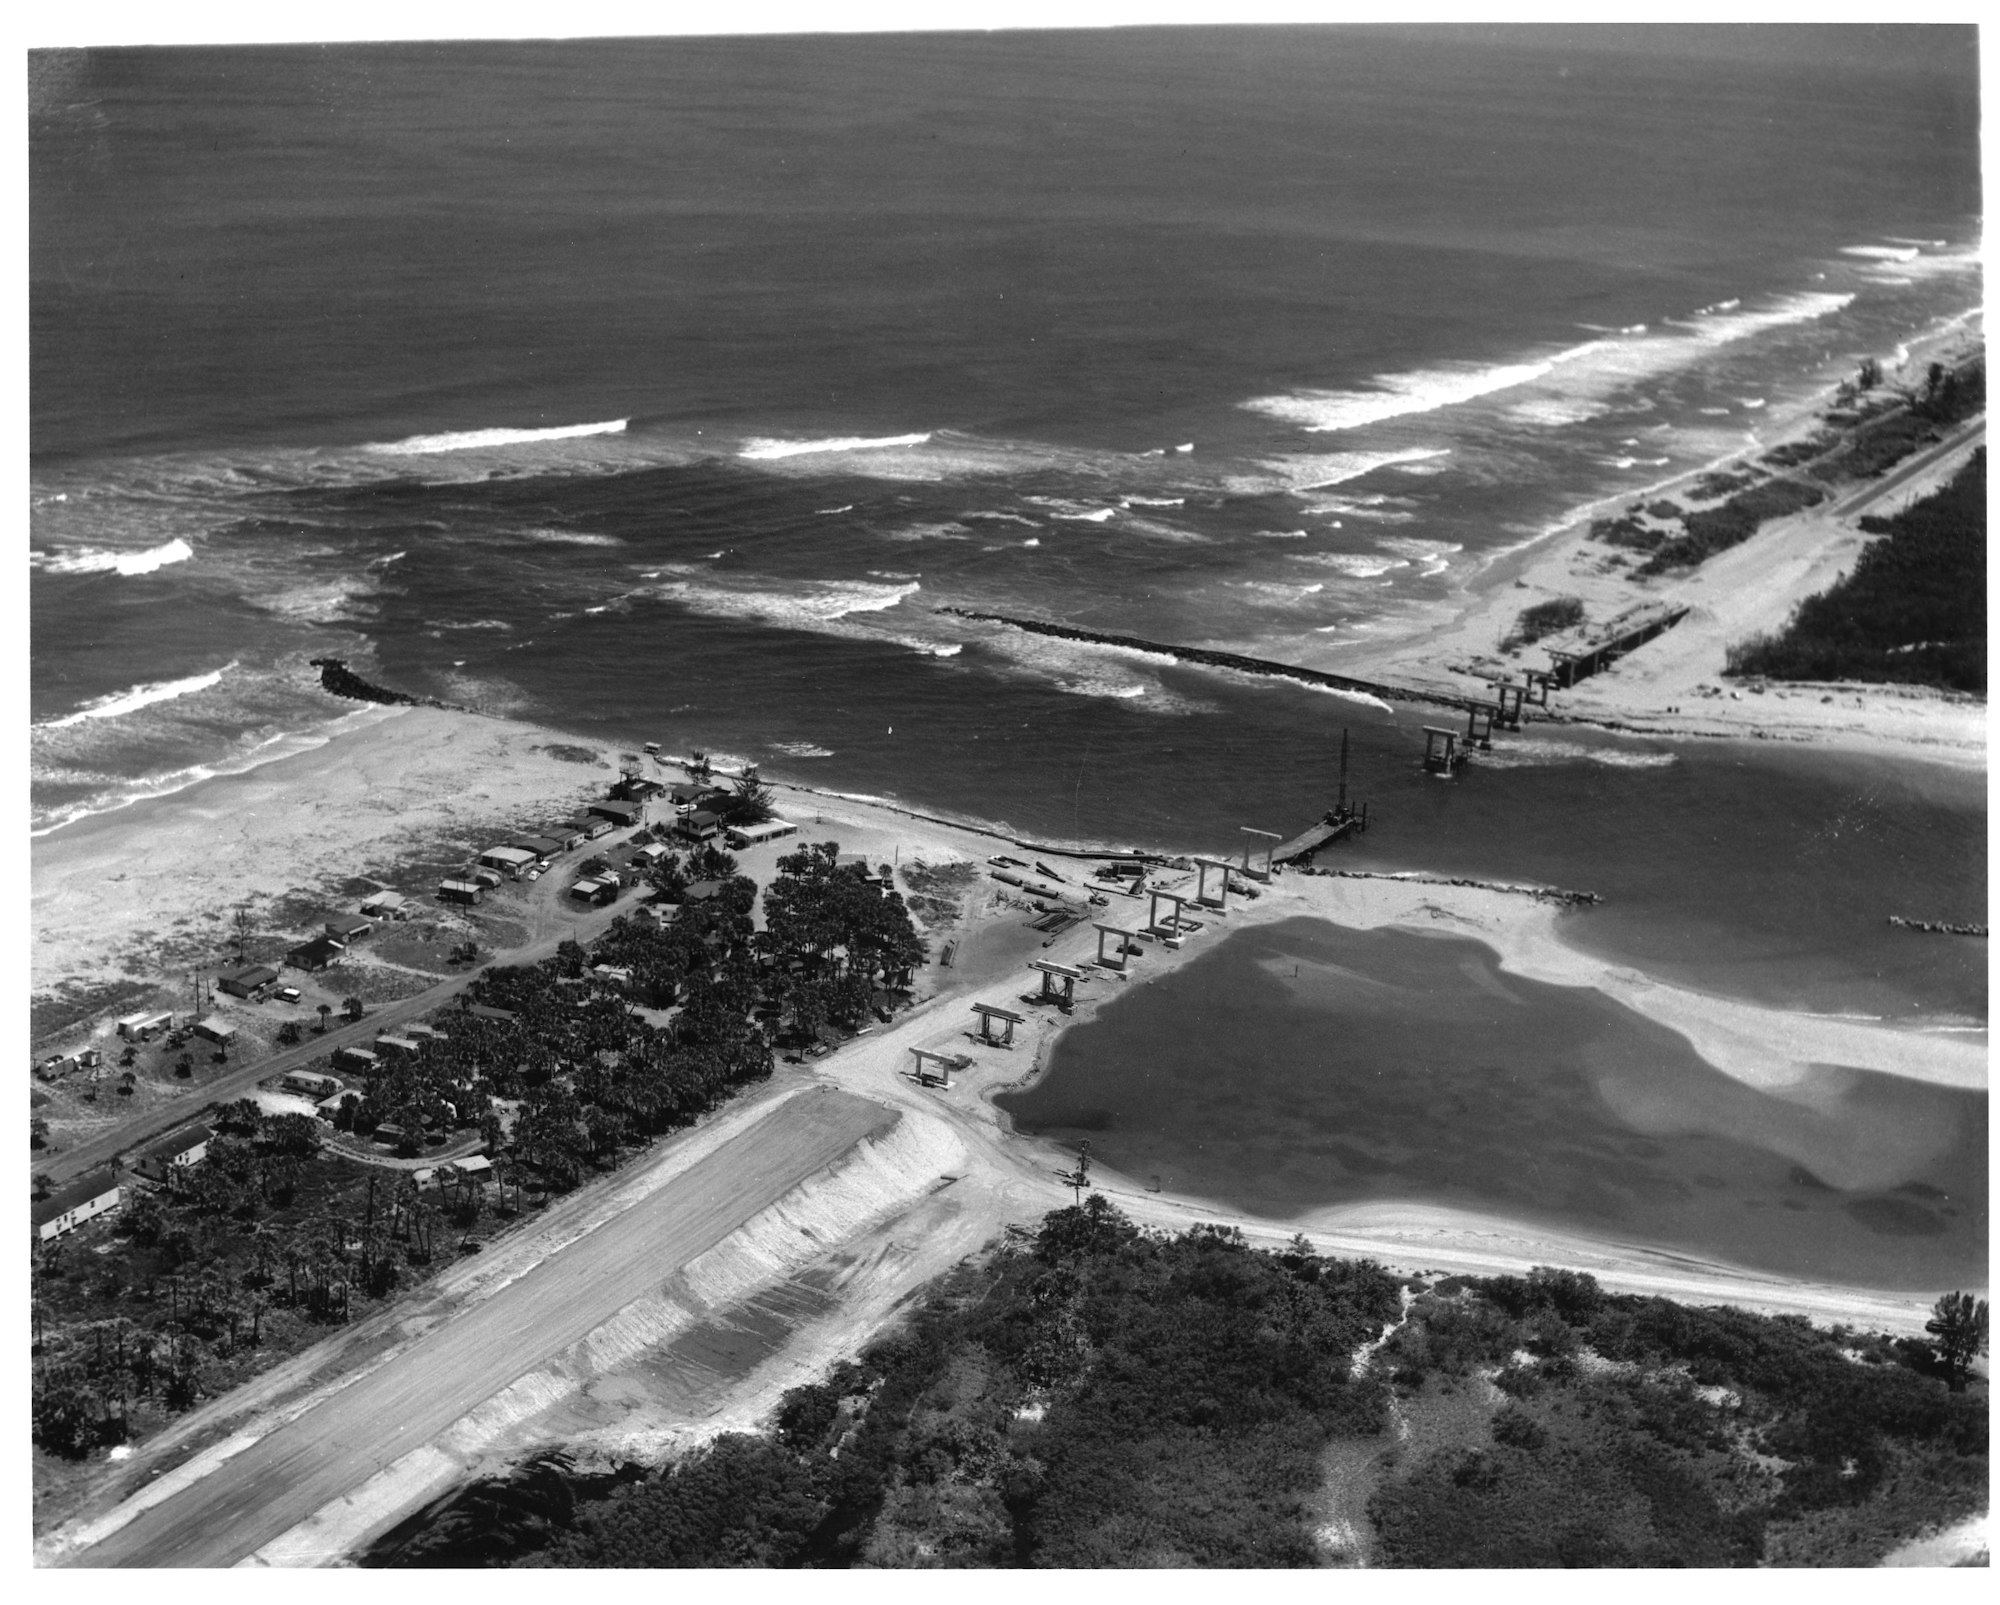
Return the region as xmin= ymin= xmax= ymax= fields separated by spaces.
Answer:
xmin=999 ymin=918 xmax=1987 ymax=1290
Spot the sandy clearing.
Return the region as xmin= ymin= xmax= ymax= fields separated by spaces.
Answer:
xmin=60 ymin=1086 xmax=895 ymax=1568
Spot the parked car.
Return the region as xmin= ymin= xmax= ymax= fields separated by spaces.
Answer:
xmin=275 ymin=985 xmax=302 ymax=1004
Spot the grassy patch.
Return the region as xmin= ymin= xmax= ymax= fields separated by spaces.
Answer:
xmin=1500 ymin=596 xmax=1583 ymax=652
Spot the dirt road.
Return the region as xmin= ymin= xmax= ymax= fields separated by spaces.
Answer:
xmin=67 ymin=1085 xmax=894 ymax=1568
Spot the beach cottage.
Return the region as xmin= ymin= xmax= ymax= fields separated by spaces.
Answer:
xmin=33 ymin=1168 xmax=122 ymax=1243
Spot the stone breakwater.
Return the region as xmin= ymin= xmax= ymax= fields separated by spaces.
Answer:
xmin=1294 ymin=865 xmax=1601 ymax=907
xmin=934 ymin=607 xmax=1479 ymax=713
xmin=310 ymin=657 xmax=459 ymax=711
xmin=1887 ymin=916 xmax=1988 ymax=938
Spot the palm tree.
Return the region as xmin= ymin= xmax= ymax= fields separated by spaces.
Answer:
xmin=316 ymin=1003 xmax=332 ymax=1034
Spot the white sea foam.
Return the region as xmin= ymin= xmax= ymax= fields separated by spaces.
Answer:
xmin=1121 ymin=495 xmax=1185 ymax=508
xmin=1840 ymin=245 xmax=1922 ymax=263
xmin=1053 ymin=507 xmax=1117 ymax=523
xmin=1244 ymin=344 xmax=1602 ymax=433
xmin=1022 ymin=538 xmax=1040 ymax=547
xmin=33 ymin=537 xmax=195 ymax=577
xmin=771 ymin=741 xmax=835 ymax=758
xmin=1291 ymin=553 xmax=1410 ymax=578
xmin=961 ymin=510 xmax=1040 ymax=526
xmin=1232 ymin=447 xmax=1451 ymax=496
xmin=737 ymin=431 xmax=932 ymax=460
xmin=885 ymin=521 xmax=975 ymax=542
xmin=370 ymin=418 xmax=628 ymax=455
xmin=1476 ymin=740 xmax=1678 ymax=771
xmin=1256 ymin=529 xmax=1311 ymax=539
xmin=1508 ymin=395 xmax=1612 ymax=427
xmin=529 ymin=528 xmax=623 ymax=547
xmin=39 ymin=662 xmax=237 ymax=730
xmin=1884 ymin=237 xmax=1949 ymax=249
xmin=1229 ymin=580 xmax=1326 ymax=603
xmin=815 ymin=504 xmax=856 ymax=515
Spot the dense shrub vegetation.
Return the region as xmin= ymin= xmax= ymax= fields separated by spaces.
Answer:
xmin=1635 ymin=477 xmax=1827 ymax=575
xmin=366 ymin=1214 xmax=1985 ymax=1570
xmin=1500 ymin=596 xmax=1583 ymax=651
xmin=1727 ymin=450 xmax=1984 ymax=692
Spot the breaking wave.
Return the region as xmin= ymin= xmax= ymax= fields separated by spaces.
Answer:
xmin=39 ymin=662 xmax=238 ymax=730
xmin=370 ymin=418 xmax=629 ymax=455
xmin=32 ymin=537 xmax=195 ymax=577
xmin=1244 ymin=345 xmax=1602 ymax=433
xmin=738 ymin=431 xmax=933 ymax=460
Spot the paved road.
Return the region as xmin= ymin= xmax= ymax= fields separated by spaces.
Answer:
xmin=71 ymin=1085 xmax=893 ymax=1568
xmin=35 ymin=884 xmax=648 ymax=1190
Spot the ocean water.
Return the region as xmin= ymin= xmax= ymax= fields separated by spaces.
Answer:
xmin=31 ymin=28 xmax=1985 ymax=1028
xmin=998 ymin=919 xmax=1987 ymax=1290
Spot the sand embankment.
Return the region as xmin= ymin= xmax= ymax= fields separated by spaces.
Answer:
xmin=45 ymin=1084 xmax=970 ymax=1567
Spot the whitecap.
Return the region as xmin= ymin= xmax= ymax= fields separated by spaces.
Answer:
xmin=737 ymin=431 xmax=932 ymax=460
xmin=1839 ymin=244 xmax=1921 ymax=263
xmin=39 ymin=662 xmax=237 ymax=730
xmin=1291 ymin=553 xmax=1409 ymax=578
xmin=1022 ymin=538 xmax=1041 ymax=547
xmin=1243 ymin=343 xmax=1603 ymax=434
xmin=1256 ymin=529 xmax=1311 ymax=539
xmin=1232 ymin=447 xmax=1451 ymax=495
xmin=370 ymin=418 xmax=628 ymax=455
xmin=772 ymin=741 xmax=836 ymax=758
xmin=33 ymin=537 xmax=195 ymax=577
xmin=1121 ymin=495 xmax=1185 ymax=508
xmin=815 ymin=504 xmax=856 ymax=515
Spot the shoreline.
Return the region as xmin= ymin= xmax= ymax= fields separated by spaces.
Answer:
xmin=1309 ymin=317 xmax=1986 ymax=770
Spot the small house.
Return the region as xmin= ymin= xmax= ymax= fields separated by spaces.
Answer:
xmin=316 ymin=1091 xmax=355 ymax=1121
xmin=611 ymin=775 xmax=666 ymax=802
xmin=116 ymin=1009 xmax=173 ymax=1043
xmin=133 ymin=1124 xmax=214 ymax=1184
xmin=726 ymin=819 xmax=798 ymax=850
xmin=403 ymin=1023 xmax=446 ymax=1043
xmin=359 ymin=890 xmax=409 ymax=920
xmin=569 ymin=875 xmax=618 ymax=906
xmin=588 ymin=799 xmax=643 ymax=829
xmin=466 ymin=1003 xmax=518 ymax=1025
xmin=592 ymin=964 xmax=633 ymax=990
xmin=286 ymin=935 xmax=346 ymax=973
xmin=374 ymin=1034 xmax=422 ymax=1058
xmin=511 ymin=834 xmax=566 ymax=859
xmin=632 ymin=842 xmax=668 ymax=868
xmin=675 ymin=809 xmax=722 ymax=844
xmin=216 ymin=964 xmax=281 ymax=1000
xmin=544 ymin=823 xmax=590 ymax=851
xmin=325 ymin=914 xmax=373 ymax=943
xmin=476 ymin=845 xmax=539 ymax=878
xmin=33 ymin=1169 xmax=122 ymax=1243
xmin=438 ymin=878 xmax=486 ymax=906
xmin=333 ymin=1045 xmax=379 ymax=1073
xmin=192 ymin=1015 xmax=238 ymax=1047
